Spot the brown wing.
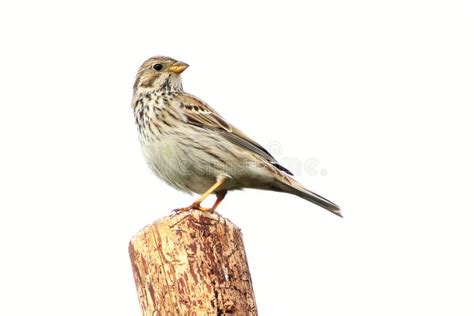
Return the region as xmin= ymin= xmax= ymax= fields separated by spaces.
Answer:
xmin=177 ymin=93 xmax=293 ymax=176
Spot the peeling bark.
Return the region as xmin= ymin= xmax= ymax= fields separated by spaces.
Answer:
xmin=129 ymin=210 xmax=258 ymax=315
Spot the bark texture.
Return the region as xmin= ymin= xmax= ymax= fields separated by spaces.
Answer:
xmin=129 ymin=210 xmax=258 ymax=316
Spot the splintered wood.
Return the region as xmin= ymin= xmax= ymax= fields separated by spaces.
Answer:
xmin=129 ymin=210 xmax=258 ymax=315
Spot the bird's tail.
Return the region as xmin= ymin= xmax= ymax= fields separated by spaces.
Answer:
xmin=276 ymin=180 xmax=342 ymax=217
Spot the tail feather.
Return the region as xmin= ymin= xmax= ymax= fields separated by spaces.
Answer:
xmin=277 ymin=181 xmax=342 ymax=217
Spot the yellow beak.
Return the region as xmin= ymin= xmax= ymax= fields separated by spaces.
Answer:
xmin=169 ymin=61 xmax=189 ymax=74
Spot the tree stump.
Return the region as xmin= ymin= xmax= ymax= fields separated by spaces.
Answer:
xmin=129 ymin=210 xmax=258 ymax=315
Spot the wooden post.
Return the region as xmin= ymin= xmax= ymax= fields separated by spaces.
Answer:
xmin=129 ymin=210 xmax=258 ymax=315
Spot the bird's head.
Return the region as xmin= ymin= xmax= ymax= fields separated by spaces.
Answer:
xmin=133 ymin=56 xmax=188 ymax=94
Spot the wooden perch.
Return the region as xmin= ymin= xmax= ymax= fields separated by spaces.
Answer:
xmin=129 ymin=210 xmax=258 ymax=315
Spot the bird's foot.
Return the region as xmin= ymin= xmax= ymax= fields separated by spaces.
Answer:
xmin=172 ymin=202 xmax=214 ymax=214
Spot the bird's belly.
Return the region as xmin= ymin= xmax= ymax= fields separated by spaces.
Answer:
xmin=140 ymin=136 xmax=218 ymax=194
xmin=139 ymin=130 xmax=278 ymax=195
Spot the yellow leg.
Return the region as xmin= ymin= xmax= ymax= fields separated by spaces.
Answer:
xmin=194 ymin=178 xmax=227 ymax=205
xmin=173 ymin=177 xmax=227 ymax=213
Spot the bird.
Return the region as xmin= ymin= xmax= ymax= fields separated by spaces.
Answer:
xmin=132 ymin=56 xmax=341 ymax=217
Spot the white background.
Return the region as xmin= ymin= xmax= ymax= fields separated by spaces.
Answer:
xmin=1 ymin=1 xmax=473 ymax=315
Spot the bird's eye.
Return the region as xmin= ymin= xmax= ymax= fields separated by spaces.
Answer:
xmin=153 ymin=64 xmax=163 ymax=71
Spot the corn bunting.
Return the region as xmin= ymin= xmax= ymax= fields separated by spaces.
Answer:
xmin=132 ymin=56 xmax=341 ymax=217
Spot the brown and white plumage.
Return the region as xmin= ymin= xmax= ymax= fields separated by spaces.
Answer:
xmin=132 ymin=56 xmax=341 ymax=217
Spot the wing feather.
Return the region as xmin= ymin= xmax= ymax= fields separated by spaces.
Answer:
xmin=177 ymin=93 xmax=293 ymax=176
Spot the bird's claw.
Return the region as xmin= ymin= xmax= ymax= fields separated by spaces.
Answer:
xmin=172 ymin=202 xmax=214 ymax=214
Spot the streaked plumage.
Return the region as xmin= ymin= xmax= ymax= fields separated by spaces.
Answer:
xmin=132 ymin=56 xmax=341 ymax=217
